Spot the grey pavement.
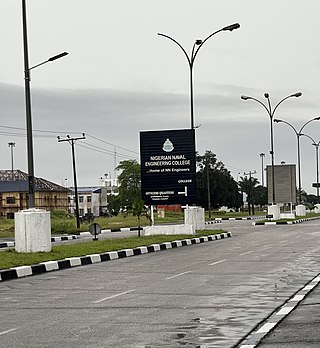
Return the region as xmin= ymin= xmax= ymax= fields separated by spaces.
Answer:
xmin=256 ymin=278 xmax=320 ymax=347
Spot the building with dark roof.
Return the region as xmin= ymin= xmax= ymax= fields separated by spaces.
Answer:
xmin=0 ymin=170 xmax=69 ymax=218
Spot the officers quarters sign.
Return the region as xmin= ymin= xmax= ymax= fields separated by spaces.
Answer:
xmin=140 ymin=129 xmax=197 ymax=205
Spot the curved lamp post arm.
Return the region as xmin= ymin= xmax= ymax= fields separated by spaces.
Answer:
xmin=192 ymin=23 xmax=240 ymax=64
xmin=299 ymin=116 xmax=320 ymax=134
xmin=300 ymin=133 xmax=316 ymax=145
xmin=274 ymin=118 xmax=299 ymax=136
xmin=157 ymin=33 xmax=191 ymax=66
xmin=271 ymin=92 xmax=302 ymax=118
xmin=240 ymin=95 xmax=270 ymax=115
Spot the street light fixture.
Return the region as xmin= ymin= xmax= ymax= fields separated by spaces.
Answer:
xmin=274 ymin=116 xmax=320 ymax=204
xmin=241 ymin=92 xmax=302 ymax=204
xmin=22 ymin=0 xmax=68 ymax=208
xmin=8 ymin=142 xmax=16 ymax=181
xmin=158 ymin=22 xmax=240 ymax=129
xmin=300 ymin=134 xmax=320 ymax=203
xmin=259 ymin=152 xmax=265 ymax=186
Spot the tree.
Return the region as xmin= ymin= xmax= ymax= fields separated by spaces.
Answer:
xmin=253 ymin=185 xmax=268 ymax=208
xmin=132 ymin=198 xmax=145 ymax=236
xmin=196 ymin=151 xmax=242 ymax=211
xmin=116 ymin=160 xmax=141 ymax=210
xmin=107 ymin=195 xmax=121 ymax=215
xmin=238 ymin=176 xmax=259 ymax=215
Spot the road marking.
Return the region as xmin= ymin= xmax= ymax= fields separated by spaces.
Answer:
xmin=93 ymin=289 xmax=135 ymax=303
xmin=240 ymin=251 xmax=253 ymax=256
xmin=276 ymin=306 xmax=295 ymax=315
xmin=0 ymin=328 xmax=17 ymax=336
xmin=166 ymin=271 xmax=191 ymax=280
xmin=256 ymin=322 xmax=277 ymax=333
xmin=208 ymin=259 xmax=228 ymax=266
xmin=289 ymin=294 xmax=305 ymax=302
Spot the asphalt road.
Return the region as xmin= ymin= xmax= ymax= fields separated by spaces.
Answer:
xmin=0 ymin=219 xmax=320 ymax=347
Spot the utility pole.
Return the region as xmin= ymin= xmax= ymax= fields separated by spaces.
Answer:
xmin=57 ymin=134 xmax=86 ymax=228
xmin=244 ymin=170 xmax=257 ymax=215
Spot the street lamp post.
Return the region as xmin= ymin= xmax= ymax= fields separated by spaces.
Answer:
xmin=274 ymin=117 xmax=320 ymax=203
xmin=241 ymin=92 xmax=302 ymax=205
xmin=8 ymin=142 xmax=15 ymax=180
xmin=22 ymin=0 xmax=68 ymax=208
xmin=158 ymin=23 xmax=240 ymax=130
xmin=259 ymin=152 xmax=265 ymax=186
xmin=301 ymin=134 xmax=320 ymax=203
xmin=57 ymin=134 xmax=86 ymax=229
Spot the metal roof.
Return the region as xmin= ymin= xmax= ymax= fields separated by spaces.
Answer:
xmin=0 ymin=170 xmax=69 ymax=193
xmin=69 ymin=187 xmax=102 ymax=194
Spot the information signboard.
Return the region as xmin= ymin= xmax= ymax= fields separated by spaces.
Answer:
xmin=140 ymin=129 xmax=197 ymax=205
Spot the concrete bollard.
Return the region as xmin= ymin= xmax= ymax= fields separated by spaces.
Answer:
xmin=184 ymin=206 xmax=205 ymax=232
xmin=15 ymin=208 xmax=51 ymax=253
xmin=268 ymin=204 xmax=280 ymax=220
xmin=296 ymin=204 xmax=306 ymax=217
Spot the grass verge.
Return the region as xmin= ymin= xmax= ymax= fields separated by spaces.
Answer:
xmin=0 ymin=229 xmax=225 ymax=270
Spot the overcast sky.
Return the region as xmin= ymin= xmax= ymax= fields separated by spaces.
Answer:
xmin=1 ymin=0 xmax=320 ymax=194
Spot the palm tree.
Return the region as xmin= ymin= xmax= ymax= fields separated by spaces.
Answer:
xmin=238 ymin=176 xmax=259 ymax=215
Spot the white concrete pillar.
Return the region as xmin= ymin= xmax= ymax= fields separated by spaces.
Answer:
xmin=15 ymin=209 xmax=51 ymax=253
xmin=268 ymin=204 xmax=280 ymax=220
xmin=296 ymin=204 xmax=306 ymax=217
xmin=314 ymin=204 xmax=320 ymax=213
xmin=184 ymin=206 xmax=205 ymax=231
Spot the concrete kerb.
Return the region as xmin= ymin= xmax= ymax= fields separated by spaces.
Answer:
xmin=0 ymin=232 xmax=232 ymax=282
xmin=252 ymin=216 xmax=320 ymax=225
xmin=0 ymin=235 xmax=78 ymax=249
xmin=237 ymin=272 xmax=320 ymax=348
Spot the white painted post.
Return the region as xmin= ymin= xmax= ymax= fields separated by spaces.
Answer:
xmin=268 ymin=204 xmax=280 ymax=220
xmin=184 ymin=206 xmax=205 ymax=231
xmin=296 ymin=204 xmax=306 ymax=217
xmin=15 ymin=208 xmax=51 ymax=253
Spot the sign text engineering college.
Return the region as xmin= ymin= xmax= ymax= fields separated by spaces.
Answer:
xmin=140 ymin=129 xmax=196 ymax=205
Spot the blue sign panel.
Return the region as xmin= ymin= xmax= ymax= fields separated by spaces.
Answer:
xmin=140 ymin=129 xmax=196 ymax=205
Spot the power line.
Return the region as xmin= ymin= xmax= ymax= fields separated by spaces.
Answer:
xmin=76 ymin=142 xmax=137 ymax=160
xmin=86 ymin=133 xmax=138 ymax=155
xmin=0 ymin=124 xmax=139 ymax=158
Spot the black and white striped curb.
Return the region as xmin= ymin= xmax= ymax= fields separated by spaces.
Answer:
xmin=215 ymin=216 xmax=263 ymax=221
xmin=205 ymin=220 xmax=222 ymax=224
xmin=0 ymin=232 xmax=232 ymax=282
xmin=237 ymin=273 xmax=320 ymax=348
xmin=0 ymin=235 xmax=78 ymax=249
xmin=253 ymin=216 xmax=320 ymax=225
xmin=51 ymin=235 xmax=78 ymax=242
xmin=80 ymin=226 xmax=142 ymax=237
xmin=0 ymin=241 xmax=14 ymax=249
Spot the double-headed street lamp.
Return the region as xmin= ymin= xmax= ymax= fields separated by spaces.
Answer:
xmin=274 ymin=117 xmax=320 ymax=204
xmin=158 ymin=23 xmax=240 ymax=130
xmin=241 ymin=92 xmax=302 ymax=204
xmin=22 ymin=0 xmax=68 ymax=208
xmin=301 ymin=134 xmax=320 ymax=203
